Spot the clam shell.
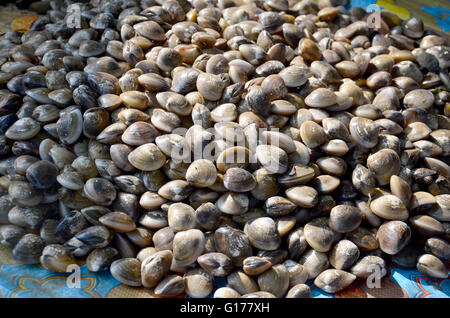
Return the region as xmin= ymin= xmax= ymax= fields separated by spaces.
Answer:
xmin=0 ymin=224 xmax=26 ymax=248
xmin=350 ymin=255 xmax=387 ymax=279
xmin=349 ymin=117 xmax=380 ymax=148
xmin=227 ymin=270 xmax=258 ymax=295
xmin=244 ymin=217 xmax=281 ymax=251
xmin=128 ymin=143 xmax=166 ymax=171
xmin=329 ymin=205 xmax=362 ymax=233
xmin=285 ymin=186 xmax=318 ymax=208
xmin=197 ymin=252 xmax=233 ymax=277
xmin=305 ymin=88 xmax=337 ymax=108
xmin=183 ymin=268 xmax=213 ymax=298
xmin=40 ymin=244 xmax=76 ymax=273
xmin=83 ymin=178 xmax=116 ymax=206
xmin=300 ymin=121 xmax=327 ymax=148
xmin=214 ymin=227 xmax=252 ymax=266
xmin=86 ymin=247 xmax=120 ymax=272
xmin=416 ymin=254 xmax=448 ymax=279
xmin=299 ymin=249 xmax=330 ymax=279
xmin=329 ymin=240 xmax=360 ymax=270
xmin=257 ymin=264 xmax=290 ymax=298
xmin=168 ymin=203 xmax=196 ymax=232
xmin=5 ymin=118 xmax=41 ymax=141
xmin=376 ymin=221 xmax=411 ymax=255
xmin=186 ymin=159 xmax=217 ymax=188
xmin=12 ymin=233 xmax=45 ymax=264
xmin=370 ymin=195 xmax=409 ymax=220
xmin=141 ymin=250 xmax=173 ymax=288
xmin=99 ymin=212 xmax=136 ymax=233
xmin=110 ymin=258 xmax=142 ymax=286
xmin=366 ymin=149 xmax=400 ymax=185
xmin=314 ymin=269 xmax=356 ymax=294
xmin=173 ymin=229 xmax=205 ymax=266
xmin=223 ymin=167 xmax=256 ymax=192
xmin=303 ymin=218 xmax=337 ymax=253
xmin=286 ymin=284 xmax=312 ymax=298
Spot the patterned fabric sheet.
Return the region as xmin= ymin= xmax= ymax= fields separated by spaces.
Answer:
xmin=0 ymin=0 xmax=449 ymax=298
xmin=0 ymin=264 xmax=448 ymax=298
xmin=0 ymin=244 xmax=448 ymax=298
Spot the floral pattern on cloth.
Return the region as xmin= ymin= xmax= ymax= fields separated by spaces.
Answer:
xmin=0 ymin=264 xmax=448 ymax=298
xmin=349 ymin=0 xmax=450 ymax=34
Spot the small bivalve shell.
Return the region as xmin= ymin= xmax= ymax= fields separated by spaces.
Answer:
xmin=390 ymin=175 xmax=412 ymax=206
xmin=347 ymin=227 xmax=379 ymax=251
xmin=214 ymin=287 xmax=241 ymax=298
xmin=416 ymin=254 xmax=448 ymax=279
xmin=425 ymin=238 xmax=450 ymax=261
xmin=0 ymin=224 xmax=26 ymax=248
xmin=216 ymin=192 xmax=249 ymax=215
xmin=141 ymin=250 xmax=172 ymax=288
xmin=173 ymin=229 xmax=205 ymax=266
xmin=303 ymin=218 xmax=337 ymax=253
xmin=57 ymin=107 xmax=83 ymax=145
xmin=110 ymin=258 xmax=142 ymax=286
xmin=376 ymin=221 xmax=411 ymax=255
xmin=158 ymin=180 xmax=193 ymax=201
xmin=40 ymin=244 xmax=77 ymax=273
xmin=299 ymin=249 xmax=330 ymax=279
xmin=223 ymin=167 xmax=256 ymax=192
xmin=369 ymin=195 xmax=409 ymax=221
xmin=168 ymin=203 xmax=196 ymax=232
xmin=244 ymin=217 xmax=281 ymax=251
xmin=73 ymin=226 xmax=113 ymax=248
xmin=9 ymin=181 xmax=43 ymax=207
xmin=314 ymin=269 xmax=356 ymax=293
xmin=83 ymin=178 xmax=116 ymax=206
xmin=5 ymin=117 xmax=41 ymax=141
xmin=349 ymin=117 xmax=380 ymax=149
xmin=256 ymin=145 xmax=288 ymax=174
xmin=243 ymin=256 xmax=272 ymax=276
xmin=283 ymin=260 xmax=309 ymax=287
xmin=286 ymin=284 xmax=312 ymax=298
xmin=329 ymin=240 xmax=360 ymax=270
xmin=257 ymin=264 xmax=290 ymax=298
xmin=409 ymin=215 xmax=444 ymax=237
xmin=366 ymin=149 xmax=400 ymax=185
xmin=128 ymin=143 xmax=166 ymax=171
xmin=305 ymin=88 xmax=337 ymax=108
xmin=12 ymin=233 xmax=45 ymax=264
xmin=300 ymin=121 xmax=328 ymax=148
xmin=121 ymin=122 xmax=159 ymax=146
xmin=264 ymin=196 xmax=296 ymax=217
xmin=154 ymin=275 xmax=185 ymax=297
xmin=350 ymin=255 xmax=387 ymax=279
xmin=285 ymin=186 xmax=318 ymax=208
xmin=183 ymin=268 xmax=213 ymax=298
xmin=25 ymin=160 xmax=58 ymax=190
xmin=99 ymin=212 xmax=136 ymax=233
xmin=214 ymin=227 xmax=252 ymax=266
xmin=329 ymin=205 xmax=362 ymax=233
xmin=86 ymin=247 xmax=120 ymax=272
xmin=186 ymin=159 xmax=217 ymax=187
xmin=227 ymin=270 xmax=258 ymax=295
xmin=197 ymin=252 xmax=233 ymax=277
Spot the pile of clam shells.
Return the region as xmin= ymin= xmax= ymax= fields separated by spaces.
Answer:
xmin=0 ymin=0 xmax=449 ymax=298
